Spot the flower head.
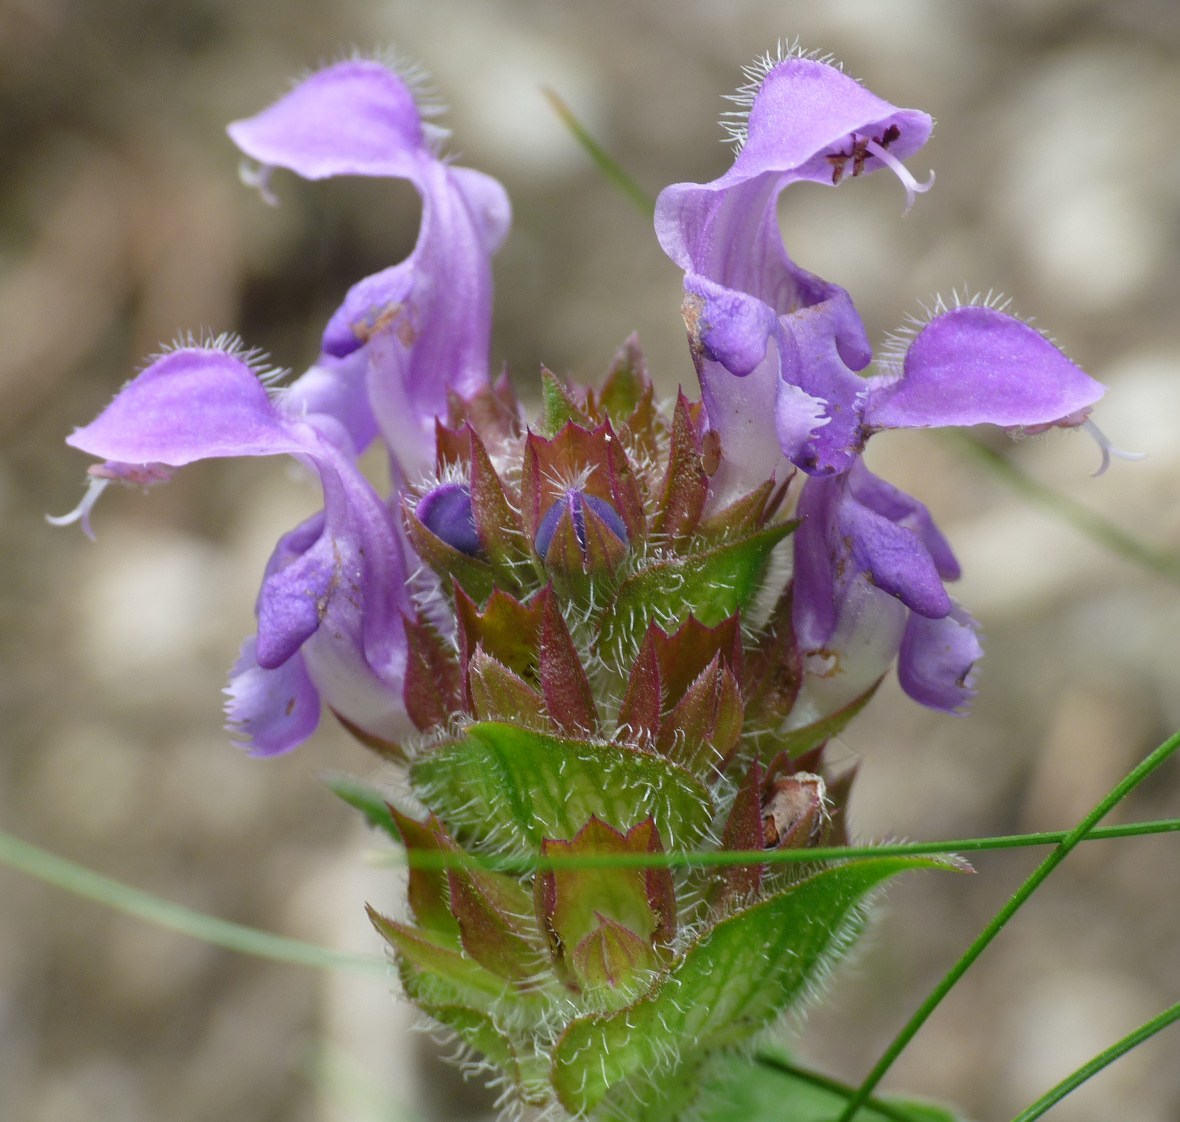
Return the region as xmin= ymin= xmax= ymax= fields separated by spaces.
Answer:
xmin=56 ymin=45 xmax=1136 ymax=1120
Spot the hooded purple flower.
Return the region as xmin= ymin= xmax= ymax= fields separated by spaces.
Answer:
xmin=656 ymin=51 xmax=933 ymax=501
xmin=55 ymin=59 xmax=519 ymax=754
xmin=59 ymin=344 xmax=414 ymax=754
xmin=656 ymin=51 xmax=1104 ymax=496
xmin=656 ymin=49 xmax=1109 ymax=718
xmin=228 ymin=58 xmax=512 ymax=483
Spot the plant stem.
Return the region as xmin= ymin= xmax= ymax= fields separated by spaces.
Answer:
xmin=1008 ymin=1000 xmax=1180 ymax=1122
xmin=834 ymin=727 xmax=1180 ymax=1122
xmin=0 ymin=829 xmax=387 ymax=976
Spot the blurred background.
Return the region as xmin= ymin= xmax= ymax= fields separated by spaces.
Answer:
xmin=3 ymin=1 xmax=1179 ymax=1119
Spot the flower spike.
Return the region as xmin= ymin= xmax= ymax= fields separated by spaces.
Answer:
xmin=56 ymin=44 xmax=1139 ymax=1121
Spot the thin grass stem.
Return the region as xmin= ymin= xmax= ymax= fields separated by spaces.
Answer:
xmin=541 ymin=87 xmax=656 ymax=217
xmin=0 ymin=829 xmax=386 ymax=976
xmin=364 ymin=817 xmax=1180 ymax=875
xmin=834 ymin=727 xmax=1180 ymax=1122
xmin=1008 ymin=1000 xmax=1180 ymax=1122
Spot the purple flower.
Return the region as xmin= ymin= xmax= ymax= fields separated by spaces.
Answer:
xmin=54 ymin=59 xmax=519 ymax=754
xmin=655 ymin=48 xmax=1110 ymax=717
xmin=656 ymin=52 xmax=1104 ymax=493
xmin=61 ymin=344 xmax=414 ymax=754
xmin=656 ymin=51 xmax=933 ymax=500
xmin=790 ymin=460 xmax=982 ymax=720
xmin=229 ymin=59 xmax=512 ymax=483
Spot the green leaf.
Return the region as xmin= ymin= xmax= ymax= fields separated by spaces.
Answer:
xmin=700 ymin=1050 xmax=962 ymax=1122
xmin=367 ymin=906 xmax=507 ymax=1005
xmin=597 ymin=523 xmax=794 ymax=667
xmin=596 ymin=334 xmax=650 ymax=422
xmin=550 ymin=856 xmax=955 ymax=1115
xmin=411 ymin=721 xmax=714 ymax=855
xmin=773 ymin=677 xmax=882 ymax=759
xmin=323 ymin=774 xmax=401 ymax=844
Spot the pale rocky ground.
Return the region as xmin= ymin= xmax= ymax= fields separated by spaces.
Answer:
xmin=2 ymin=2 xmax=1179 ymax=1120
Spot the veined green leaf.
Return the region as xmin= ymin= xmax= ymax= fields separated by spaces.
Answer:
xmin=551 ymin=856 xmax=958 ymax=1115
xmin=597 ymin=523 xmax=793 ymax=668
xmin=700 ymin=1049 xmax=962 ymax=1122
xmin=411 ymin=721 xmax=714 ymax=855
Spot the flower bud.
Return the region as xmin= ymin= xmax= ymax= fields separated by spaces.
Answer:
xmin=534 ymin=489 xmax=629 ymax=575
xmin=415 ymin=482 xmax=481 ymax=556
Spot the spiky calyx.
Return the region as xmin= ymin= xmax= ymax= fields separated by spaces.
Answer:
xmin=352 ymin=339 xmax=931 ymax=1120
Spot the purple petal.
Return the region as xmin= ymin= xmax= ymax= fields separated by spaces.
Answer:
xmin=658 ymin=56 xmax=913 ymax=483
xmin=685 ymin=275 xmax=778 ymax=377
xmin=837 ymin=464 xmax=951 ymax=619
xmin=66 ymin=348 xmax=303 ymax=465
xmin=281 ymin=350 xmax=378 ymax=457
xmin=360 ymin=161 xmax=511 ymax=481
xmin=791 ymin=474 xmax=842 ymax=651
xmin=66 ymin=344 xmax=414 ymax=748
xmin=683 ymin=271 xmax=871 ymax=490
xmin=250 ymin=481 xmax=415 ymax=746
xmin=788 ymin=565 xmax=909 ymax=733
xmin=898 ymin=604 xmax=983 ymax=712
xmin=225 ymin=637 xmax=321 ymax=756
xmin=866 ymin=306 xmax=1105 ymax=432
xmin=792 ymin=465 xmax=955 ymax=666
xmin=229 ymin=61 xmax=510 ymax=481
xmin=657 ymin=57 xmax=931 ymax=283
xmin=846 ymin=461 xmax=959 ymax=580
xmin=255 ymin=529 xmax=338 ymax=669
xmin=697 ymin=328 xmax=803 ymax=507
xmin=781 ymin=292 xmax=871 ymax=476
xmin=227 ymin=60 xmax=428 ymax=180
xmin=731 ymin=57 xmax=932 ymax=192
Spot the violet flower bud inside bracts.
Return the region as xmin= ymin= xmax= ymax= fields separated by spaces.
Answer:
xmin=229 ymin=59 xmax=512 ymax=483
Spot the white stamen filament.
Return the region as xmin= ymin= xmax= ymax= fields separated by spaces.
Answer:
xmin=46 ymin=477 xmax=112 ymax=541
xmin=238 ymin=159 xmax=278 ymax=206
xmin=1083 ymin=418 xmax=1146 ymax=477
xmin=864 ymin=139 xmax=935 ymax=214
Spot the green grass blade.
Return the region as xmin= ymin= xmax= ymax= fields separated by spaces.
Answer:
xmin=835 ymin=726 xmax=1180 ymax=1122
xmin=359 ymin=816 xmax=1180 ymax=875
xmin=0 ymin=828 xmax=387 ymax=976
xmin=945 ymin=432 xmax=1180 ymax=585
xmin=542 ymin=87 xmax=655 ymax=217
xmin=1008 ymin=1000 xmax=1180 ymax=1122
